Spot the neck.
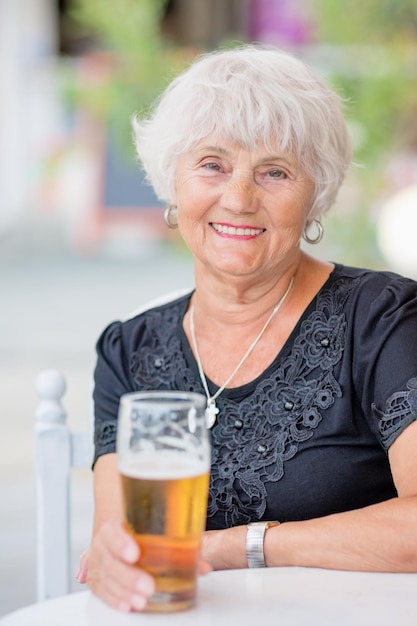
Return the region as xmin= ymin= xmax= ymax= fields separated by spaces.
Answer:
xmin=184 ymin=253 xmax=334 ymax=401
xmin=189 ymin=273 xmax=295 ymax=427
xmin=191 ymin=257 xmax=301 ymax=327
xmin=188 ymin=253 xmax=334 ymax=340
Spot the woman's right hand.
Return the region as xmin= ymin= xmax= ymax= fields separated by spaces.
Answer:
xmin=82 ymin=516 xmax=156 ymax=612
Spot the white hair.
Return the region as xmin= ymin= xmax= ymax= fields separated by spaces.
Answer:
xmin=133 ymin=44 xmax=352 ymax=219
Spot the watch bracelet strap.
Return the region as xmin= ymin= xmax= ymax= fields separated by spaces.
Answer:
xmin=246 ymin=521 xmax=280 ymax=568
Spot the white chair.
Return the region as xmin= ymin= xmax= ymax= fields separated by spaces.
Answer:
xmin=34 ymin=369 xmax=94 ymax=601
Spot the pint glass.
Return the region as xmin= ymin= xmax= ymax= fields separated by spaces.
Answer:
xmin=117 ymin=391 xmax=210 ymax=612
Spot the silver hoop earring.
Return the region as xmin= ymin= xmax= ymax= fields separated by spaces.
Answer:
xmin=164 ymin=205 xmax=178 ymax=229
xmin=303 ymin=219 xmax=323 ymax=245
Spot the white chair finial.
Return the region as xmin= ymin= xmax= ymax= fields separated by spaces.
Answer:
xmin=35 ymin=370 xmax=67 ymax=425
xmin=35 ymin=369 xmax=66 ymax=400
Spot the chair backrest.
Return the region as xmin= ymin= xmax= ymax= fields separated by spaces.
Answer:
xmin=34 ymin=370 xmax=94 ymax=601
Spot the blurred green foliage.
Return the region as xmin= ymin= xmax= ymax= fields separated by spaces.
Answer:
xmin=63 ymin=0 xmax=417 ymax=266
xmin=64 ymin=0 xmax=193 ymax=154
xmin=312 ymin=0 xmax=417 ymax=266
xmin=314 ymin=0 xmax=417 ymax=44
xmin=314 ymin=0 xmax=417 ymax=167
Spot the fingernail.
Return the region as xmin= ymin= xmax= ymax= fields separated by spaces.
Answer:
xmin=122 ymin=543 xmax=138 ymax=562
xmin=135 ymin=576 xmax=155 ymax=596
xmin=131 ymin=594 xmax=147 ymax=611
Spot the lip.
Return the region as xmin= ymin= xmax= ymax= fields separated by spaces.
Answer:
xmin=210 ymin=222 xmax=266 ymax=239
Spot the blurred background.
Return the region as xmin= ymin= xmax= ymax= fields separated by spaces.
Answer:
xmin=1 ymin=0 xmax=417 ymax=616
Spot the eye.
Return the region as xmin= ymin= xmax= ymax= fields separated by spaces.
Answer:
xmin=268 ymin=168 xmax=286 ymax=179
xmin=203 ymin=161 xmax=222 ymax=171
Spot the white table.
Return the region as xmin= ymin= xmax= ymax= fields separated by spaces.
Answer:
xmin=1 ymin=567 xmax=416 ymax=625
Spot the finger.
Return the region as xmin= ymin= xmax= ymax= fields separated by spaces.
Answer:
xmin=87 ymin=530 xmax=155 ymax=612
xmin=102 ymin=588 xmax=148 ymax=613
xmin=199 ymin=559 xmax=213 ymax=576
xmin=89 ymin=560 xmax=155 ymax=613
xmin=102 ymin=565 xmax=155 ymax=612
xmin=76 ymin=550 xmax=89 ymax=583
xmin=101 ymin=551 xmax=155 ymax=598
xmin=100 ymin=518 xmax=140 ymax=564
xmin=90 ymin=581 xmax=135 ymax=613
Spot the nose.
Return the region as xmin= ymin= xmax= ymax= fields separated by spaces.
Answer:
xmin=220 ymin=173 xmax=258 ymax=214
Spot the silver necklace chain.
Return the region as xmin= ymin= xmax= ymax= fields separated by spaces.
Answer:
xmin=189 ymin=277 xmax=294 ymax=428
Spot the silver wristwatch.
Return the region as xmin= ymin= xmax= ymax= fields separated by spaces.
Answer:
xmin=246 ymin=521 xmax=280 ymax=568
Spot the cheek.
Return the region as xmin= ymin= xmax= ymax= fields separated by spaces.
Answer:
xmin=175 ymin=184 xmax=205 ymax=214
xmin=176 ymin=207 xmax=203 ymax=241
xmin=287 ymin=187 xmax=315 ymax=226
xmin=272 ymin=189 xmax=310 ymax=222
xmin=300 ymin=182 xmax=316 ymax=212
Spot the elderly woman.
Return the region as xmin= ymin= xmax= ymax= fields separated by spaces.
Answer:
xmin=78 ymin=45 xmax=417 ymax=611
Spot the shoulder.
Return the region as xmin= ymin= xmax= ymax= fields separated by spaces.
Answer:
xmin=123 ymin=287 xmax=193 ymax=322
xmin=330 ymin=263 xmax=415 ymax=287
xmin=96 ymin=288 xmax=193 ymax=355
xmin=326 ymin=266 xmax=417 ymax=370
xmin=329 ymin=264 xmax=417 ymax=312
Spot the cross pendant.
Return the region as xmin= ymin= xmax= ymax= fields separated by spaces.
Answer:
xmin=205 ymin=399 xmax=219 ymax=428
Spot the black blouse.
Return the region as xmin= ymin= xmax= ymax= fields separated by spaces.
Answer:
xmin=93 ymin=264 xmax=417 ymax=529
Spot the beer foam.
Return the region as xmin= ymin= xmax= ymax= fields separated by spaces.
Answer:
xmin=119 ymin=451 xmax=209 ymax=480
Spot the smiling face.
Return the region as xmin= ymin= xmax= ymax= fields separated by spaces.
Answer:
xmin=173 ymin=135 xmax=315 ymax=283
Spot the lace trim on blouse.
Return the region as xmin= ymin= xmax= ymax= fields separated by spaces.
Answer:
xmin=126 ymin=277 xmax=353 ymax=525
xmin=94 ymin=421 xmax=117 ymax=453
xmin=204 ymin=280 xmax=350 ymax=525
xmin=95 ymin=274 xmax=416 ymax=526
xmin=374 ymin=377 xmax=417 ymax=449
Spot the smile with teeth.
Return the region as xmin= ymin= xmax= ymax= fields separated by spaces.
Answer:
xmin=211 ymin=223 xmax=265 ymax=237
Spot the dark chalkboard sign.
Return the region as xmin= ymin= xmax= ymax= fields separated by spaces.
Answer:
xmin=103 ymin=132 xmax=162 ymax=211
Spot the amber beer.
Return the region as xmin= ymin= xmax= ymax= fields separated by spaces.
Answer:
xmin=120 ymin=453 xmax=209 ymax=612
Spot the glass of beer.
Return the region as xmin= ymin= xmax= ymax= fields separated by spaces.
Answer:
xmin=116 ymin=390 xmax=210 ymax=612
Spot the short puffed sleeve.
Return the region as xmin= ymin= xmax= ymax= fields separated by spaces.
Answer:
xmin=91 ymin=292 xmax=192 ymax=467
xmin=93 ymin=321 xmax=135 ymax=466
xmin=352 ymin=272 xmax=417 ymax=450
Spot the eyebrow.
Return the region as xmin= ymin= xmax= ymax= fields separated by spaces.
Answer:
xmin=195 ymin=145 xmax=294 ymax=166
xmin=198 ymin=145 xmax=230 ymax=156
